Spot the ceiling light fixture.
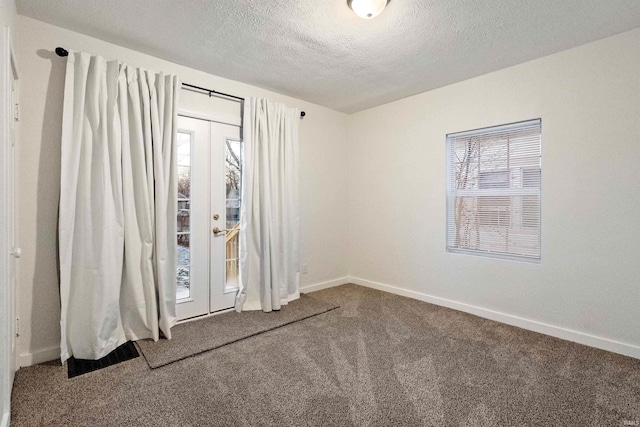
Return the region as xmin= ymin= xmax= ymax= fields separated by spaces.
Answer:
xmin=347 ymin=0 xmax=390 ymax=19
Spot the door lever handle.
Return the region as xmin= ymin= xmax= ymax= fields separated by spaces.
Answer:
xmin=212 ymin=227 xmax=228 ymax=235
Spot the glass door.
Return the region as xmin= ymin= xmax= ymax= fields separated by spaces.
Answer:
xmin=210 ymin=123 xmax=242 ymax=312
xmin=175 ymin=115 xmax=242 ymax=320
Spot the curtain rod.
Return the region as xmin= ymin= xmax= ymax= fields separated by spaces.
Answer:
xmin=55 ymin=47 xmax=306 ymax=119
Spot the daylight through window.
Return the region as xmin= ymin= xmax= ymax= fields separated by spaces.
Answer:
xmin=446 ymin=119 xmax=542 ymax=261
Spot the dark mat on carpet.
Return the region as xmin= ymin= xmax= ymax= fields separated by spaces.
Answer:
xmin=137 ymin=293 xmax=339 ymax=368
xmin=67 ymin=341 xmax=139 ymax=378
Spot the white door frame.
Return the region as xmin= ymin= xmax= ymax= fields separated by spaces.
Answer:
xmin=0 ymin=23 xmax=17 ymax=427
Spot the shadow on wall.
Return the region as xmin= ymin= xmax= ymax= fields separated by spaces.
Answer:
xmin=30 ymin=49 xmax=65 ymax=361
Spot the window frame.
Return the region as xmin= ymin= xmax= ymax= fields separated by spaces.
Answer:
xmin=445 ymin=119 xmax=542 ymax=263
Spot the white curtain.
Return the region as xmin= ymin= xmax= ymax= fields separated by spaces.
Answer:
xmin=236 ymin=98 xmax=300 ymax=312
xmin=59 ymin=51 xmax=180 ymax=362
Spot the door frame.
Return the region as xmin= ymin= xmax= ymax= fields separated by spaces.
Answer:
xmin=178 ymin=109 xmax=242 ymax=128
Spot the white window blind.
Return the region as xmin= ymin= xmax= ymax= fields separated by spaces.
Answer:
xmin=446 ymin=119 xmax=541 ymax=261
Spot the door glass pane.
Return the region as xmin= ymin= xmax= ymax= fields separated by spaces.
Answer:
xmin=178 ymin=167 xmax=191 ymax=197
xmin=177 ymin=206 xmax=190 ymax=232
xmin=226 ymin=259 xmax=239 ymax=289
xmin=176 ymin=266 xmax=190 ymax=300
xmin=177 ymin=131 xmax=192 ymax=300
xmin=225 ymin=139 xmax=242 ymax=290
xmin=178 ymin=234 xmax=190 ymax=266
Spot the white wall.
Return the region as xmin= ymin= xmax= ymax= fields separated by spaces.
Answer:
xmin=348 ymin=28 xmax=640 ymax=357
xmin=15 ymin=15 xmax=350 ymax=364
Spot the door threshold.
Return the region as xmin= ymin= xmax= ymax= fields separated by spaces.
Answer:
xmin=177 ymin=307 xmax=235 ymax=325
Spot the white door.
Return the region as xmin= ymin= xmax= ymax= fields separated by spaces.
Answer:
xmin=175 ymin=115 xmax=242 ymax=320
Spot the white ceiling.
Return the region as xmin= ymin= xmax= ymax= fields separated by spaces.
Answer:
xmin=16 ymin=0 xmax=640 ymax=113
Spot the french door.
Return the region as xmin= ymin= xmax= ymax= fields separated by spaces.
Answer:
xmin=175 ymin=115 xmax=242 ymax=320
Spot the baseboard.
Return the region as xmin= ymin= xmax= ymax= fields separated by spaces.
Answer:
xmin=300 ymin=277 xmax=350 ymax=294
xmin=350 ymin=276 xmax=640 ymax=360
xmin=19 ymin=346 xmax=60 ymax=367
xmin=22 ymin=276 xmax=637 ymax=366
xmin=1 ymin=412 xmax=9 ymax=427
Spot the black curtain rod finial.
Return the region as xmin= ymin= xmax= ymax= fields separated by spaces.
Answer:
xmin=300 ymin=111 xmax=306 ymax=118
xmin=55 ymin=47 xmax=69 ymax=57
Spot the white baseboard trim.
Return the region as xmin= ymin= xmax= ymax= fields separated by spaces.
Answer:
xmin=19 ymin=346 xmax=60 ymax=367
xmin=1 ymin=412 xmax=9 ymax=427
xmin=21 ymin=276 xmax=637 ymax=367
xmin=300 ymin=277 xmax=350 ymax=294
xmin=350 ymin=276 xmax=640 ymax=360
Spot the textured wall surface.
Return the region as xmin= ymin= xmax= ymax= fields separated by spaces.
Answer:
xmin=15 ymin=0 xmax=640 ymax=113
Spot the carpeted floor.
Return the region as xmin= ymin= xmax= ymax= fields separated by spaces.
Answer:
xmin=11 ymin=284 xmax=640 ymax=426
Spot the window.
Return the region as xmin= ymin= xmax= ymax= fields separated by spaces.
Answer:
xmin=225 ymin=139 xmax=242 ymax=290
xmin=446 ymin=119 xmax=541 ymax=261
xmin=176 ymin=131 xmax=192 ymax=299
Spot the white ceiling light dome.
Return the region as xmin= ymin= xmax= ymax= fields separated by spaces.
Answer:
xmin=347 ymin=0 xmax=390 ymax=19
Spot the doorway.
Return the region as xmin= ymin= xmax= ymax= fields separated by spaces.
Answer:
xmin=175 ymin=114 xmax=242 ymax=320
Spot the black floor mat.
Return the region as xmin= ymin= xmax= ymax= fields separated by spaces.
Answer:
xmin=67 ymin=341 xmax=139 ymax=378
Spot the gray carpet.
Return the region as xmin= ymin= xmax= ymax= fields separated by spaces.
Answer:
xmin=138 ymin=293 xmax=339 ymax=368
xmin=11 ymin=284 xmax=640 ymax=426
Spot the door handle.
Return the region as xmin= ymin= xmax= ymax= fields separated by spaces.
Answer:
xmin=212 ymin=227 xmax=228 ymax=235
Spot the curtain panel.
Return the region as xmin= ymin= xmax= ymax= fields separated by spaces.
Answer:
xmin=59 ymin=51 xmax=180 ymax=362
xmin=236 ymin=98 xmax=301 ymax=312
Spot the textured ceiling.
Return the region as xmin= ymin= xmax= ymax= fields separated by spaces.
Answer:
xmin=16 ymin=0 xmax=640 ymax=113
